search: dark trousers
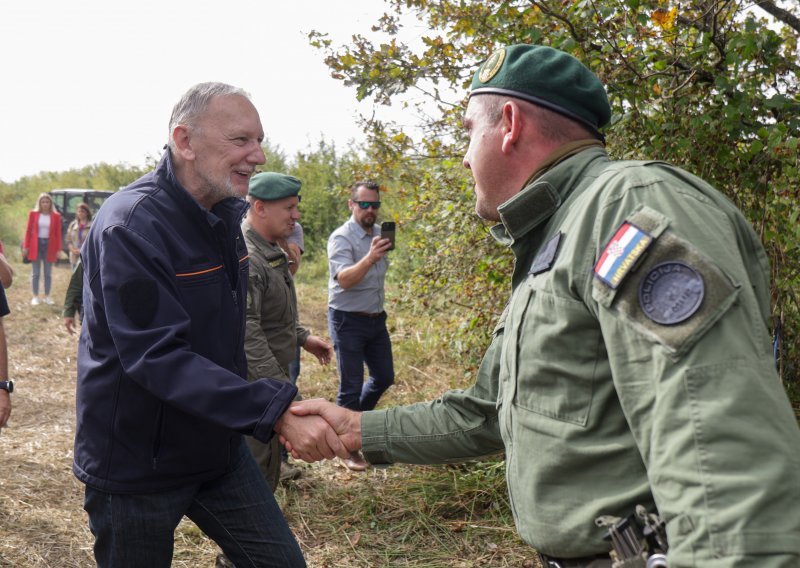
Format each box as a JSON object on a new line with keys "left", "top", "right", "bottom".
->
{"left": 328, "top": 308, "right": 394, "bottom": 411}
{"left": 83, "top": 442, "right": 305, "bottom": 568}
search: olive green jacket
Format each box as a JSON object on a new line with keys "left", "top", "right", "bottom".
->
{"left": 243, "top": 221, "right": 309, "bottom": 382}
{"left": 62, "top": 259, "right": 83, "bottom": 319}
{"left": 362, "top": 146, "right": 800, "bottom": 567}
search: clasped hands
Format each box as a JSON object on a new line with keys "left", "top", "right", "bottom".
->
{"left": 273, "top": 399, "right": 361, "bottom": 462}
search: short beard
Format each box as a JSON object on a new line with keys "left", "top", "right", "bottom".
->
{"left": 200, "top": 173, "right": 240, "bottom": 207}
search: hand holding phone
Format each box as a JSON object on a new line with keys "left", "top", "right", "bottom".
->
{"left": 380, "top": 221, "right": 396, "bottom": 250}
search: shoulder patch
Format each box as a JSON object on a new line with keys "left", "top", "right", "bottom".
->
{"left": 639, "top": 261, "right": 704, "bottom": 324}
{"left": 594, "top": 222, "right": 653, "bottom": 289}
{"left": 119, "top": 278, "right": 158, "bottom": 328}
{"left": 593, "top": 227, "right": 740, "bottom": 357}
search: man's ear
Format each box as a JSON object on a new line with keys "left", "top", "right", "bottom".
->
{"left": 501, "top": 100, "right": 523, "bottom": 154}
{"left": 172, "top": 125, "right": 195, "bottom": 161}
{"left": 249, "top": 198, "right": 263, "bottom": 217}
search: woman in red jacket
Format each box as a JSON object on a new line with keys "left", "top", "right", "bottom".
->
{"left": 22, "top": 193, "right": 62, "bottom": 305}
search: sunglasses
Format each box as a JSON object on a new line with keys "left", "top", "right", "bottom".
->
{"left": 355, "top": 201, "right": 381, "bottom": 210}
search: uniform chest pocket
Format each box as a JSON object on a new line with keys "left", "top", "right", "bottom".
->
{"left": 509, "top": 284, "right": 603, "bottom": 427}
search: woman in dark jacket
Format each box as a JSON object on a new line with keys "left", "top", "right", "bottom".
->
{"left": 22, "top": 192, "right": 62, "bottom": 305}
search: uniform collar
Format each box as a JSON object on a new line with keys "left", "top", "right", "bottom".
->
{"left": 241, "top": 219, "right": 284, "bottom": 255}
{"left": 492, "top": 143, "right": 607, "bottom": 245}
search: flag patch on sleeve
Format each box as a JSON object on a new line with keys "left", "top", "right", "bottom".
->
{"left": 593, "top": 222, "right": 653, "bottom": 289}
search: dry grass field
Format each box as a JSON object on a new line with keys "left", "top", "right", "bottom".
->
{"left": 0, "top": 260, "right": 532, "bottom": 567}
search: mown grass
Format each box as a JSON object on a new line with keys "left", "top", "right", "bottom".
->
{"left": 282, "top": 258, "right": 534, "bottom": 566}
{"left": 0, "top": 257, "right": 535, "bottom": 567}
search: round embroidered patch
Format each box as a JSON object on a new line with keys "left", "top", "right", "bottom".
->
{"left": 478, "top": 48, "right": 506, "bottom": 83}
{"left": 638, "top": 261, "right": 704, "bottom": 325}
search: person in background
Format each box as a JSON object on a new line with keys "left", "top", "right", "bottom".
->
{"left": 242, "top": 172, "right": 333, "bottom": 491}
{"left": 22, "top": 192, "right": 62, "bottom": 305}
{"left": 74, "top": 82, "right": 347, "bottom": 568}
{"left": 66, "top": 202, "right": 93, "bottom": 268}
{"left": 0, "top": 282, "right": 11, "bottom": 436}
{"left": 326, "top": 181, "right": 394, "bottom": 471}
{"left": 282, "top": 222, "right": 304, "bottom": 278}
{"left": 288, "top": 44, "right": 800, "bottom": 567}
{"left": 282, "top": 222, "right": 304, "bottom": 382}
{"left": 0, "top": 240, "right": 13, "bottom": 289}
{"left": 63, "top": 258, "right": 83, "bottom": 335}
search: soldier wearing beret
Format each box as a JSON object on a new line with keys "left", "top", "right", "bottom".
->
{"left": 288, "top": 44, "right": 800, "bottom": 567}
{"left": 242, "top": 172, "right": 333, "bottom": 489}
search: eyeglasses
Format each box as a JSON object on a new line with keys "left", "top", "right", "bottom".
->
{"left": 355, "top": 201, "right": 381, "bottom": 210}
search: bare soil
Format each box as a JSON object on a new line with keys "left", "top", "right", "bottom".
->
{"left": 0, "top": 262, "right": 531, "bottom": 567}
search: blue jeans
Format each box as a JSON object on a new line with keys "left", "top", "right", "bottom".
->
{"left": 328, "top": 308, "right": 394, "bottom": 411}
{"left": 83, "top": 443, "right": 305, "bottom": 568}
{"left": 31, "top": 237, "right": 53, "bottom": 295}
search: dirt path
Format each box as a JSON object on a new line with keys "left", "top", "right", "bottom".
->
{"left": 1, "top": 263, "right": 100, "bottom": 567}
{"left": 0, "top": 261, "right": 529, "bottom": 568}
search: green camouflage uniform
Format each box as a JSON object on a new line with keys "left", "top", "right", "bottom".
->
{"left": 362, "top": 144, "right": 800, "bottom": 567}
{"left": 242, "top": 219, "right": 309, "bottom": 490}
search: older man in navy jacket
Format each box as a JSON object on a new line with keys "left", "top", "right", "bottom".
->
{"left": 73, "top": 83, "right": 348, "bottom": 568}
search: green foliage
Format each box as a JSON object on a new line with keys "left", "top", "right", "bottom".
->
{"left": 0, "top": 162, "right": 151, "bottom": 254}
{"left": 285, "top": 139, "right": 365, "bottom": 260}
{"left": 310, "top": 0, "right": 800, "bottom": 381}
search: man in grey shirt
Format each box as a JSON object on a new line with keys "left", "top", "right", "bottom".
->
{"left": 327, "top": 181, "right": 394, "bottom": 470}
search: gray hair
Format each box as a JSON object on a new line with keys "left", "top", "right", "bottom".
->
{"left": 167, "top": 82, "right": 251, "bottom": 149}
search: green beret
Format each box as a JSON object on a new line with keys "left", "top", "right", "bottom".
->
{"left": 470, "top": 44, "right": 611, "bottom": 138}
{"left": 248, "top": 172, "right": 302, "bottom": 201}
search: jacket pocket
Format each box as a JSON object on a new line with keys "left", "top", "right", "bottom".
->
{"left": 509, "top": 283, "right": 602, "bottom": 427}
{"left": 176, "top": 264, "right": 224, "bottom": 288}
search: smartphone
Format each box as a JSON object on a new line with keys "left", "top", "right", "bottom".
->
{"left": 380, "top": 221, "right": 396, "bottom": 250}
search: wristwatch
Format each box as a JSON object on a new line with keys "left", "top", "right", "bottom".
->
{"left": 0, "top": 380, "right": 13, "bottom": 393}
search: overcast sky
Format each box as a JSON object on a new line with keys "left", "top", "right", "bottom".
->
{"left": 0, "top": 0, "right": 413, "bottom": 183}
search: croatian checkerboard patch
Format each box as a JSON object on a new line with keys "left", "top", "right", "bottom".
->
{"left": 594, "top": 222, "right": 653, "bottom": 289}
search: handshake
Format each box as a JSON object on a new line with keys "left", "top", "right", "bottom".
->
{"left": 273, "top": 399, "right": 362, "bottom": 462}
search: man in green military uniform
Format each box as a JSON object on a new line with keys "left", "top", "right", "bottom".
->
{"left": 285, "top": 45, "right": 800, "bottom": 567}
{"left": 243, "top": 172, "right": 333, "bottom": 490}
{"left": 63, "top": 258, "right": 83, "bottom": 335}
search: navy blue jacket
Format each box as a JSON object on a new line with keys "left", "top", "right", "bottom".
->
{"left": 73, "top": 152, "right": 297, "bottom": 493}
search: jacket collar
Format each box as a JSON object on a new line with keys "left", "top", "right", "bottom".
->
{"left": 241, "top": 219, "right": 284, "bottom": 255}
{"left": 156, "top": 150, "right": 249, "bottom": 229}
{"left": 492, "top": 143, "right": 608, "bottom": 246}
{"left": 346, "top": 215, "right": 374, "bottom": 238}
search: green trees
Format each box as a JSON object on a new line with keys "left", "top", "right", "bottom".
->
{"left": 0, "top": 162, "right": 151, "bottom": 253}
{"left": 0, "top": 141, "right": 363, "bottom": 270}
{"left": 310, "top": 0, "right": 800, "bottom": 379}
